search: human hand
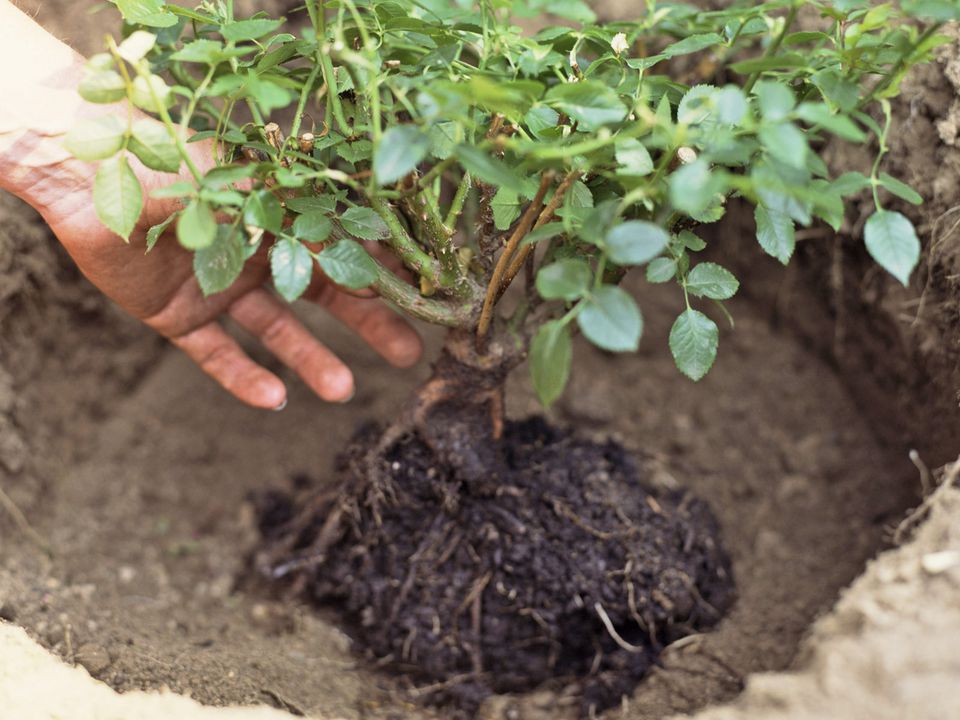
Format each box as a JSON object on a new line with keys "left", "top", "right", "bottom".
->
{"left": 33, "top": 145, "right": 423, "bottom": 409}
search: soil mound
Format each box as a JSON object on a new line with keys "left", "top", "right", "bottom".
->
{"left": 256, "top": 417, "right": 735, "bottom": 717}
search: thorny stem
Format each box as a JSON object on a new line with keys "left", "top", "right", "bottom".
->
{"left": 283, "top": 63, "right": 322, "bottom": 165}
{"left": 500, "top": 170, "right": 582, "bottom": 293}
{"left": 445, "top": 172, "right": 472, "bottom": 229}
{"left": 371, "top": 258, "right": 476, "bottom": 327}
{"left": 744, "top": 2, "right": 799, "bottom": 94}
{"left": 369, "top": 194, "right": 441, "bottom": 283}
{"left": 476, "top": 173, "right": 554, "bottom": 345}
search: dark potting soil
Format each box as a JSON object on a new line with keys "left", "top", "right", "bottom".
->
{"left": 255, "top": 417, "right": 735, "bottom": 718}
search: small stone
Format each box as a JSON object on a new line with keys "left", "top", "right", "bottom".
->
{"left": 0, "top": 603, "right": 17, "bottom": 622}
{"left": 0, "top": 418, "right": 27, "bottom": 474}
{"left": 921, "top": 550, "right": 960, "bottom": 575}
{"left": 118, "top": 566, "right": 136, "bottom": 583}
{"left": 75, "top": 643, "right": 112, "bottom": 676}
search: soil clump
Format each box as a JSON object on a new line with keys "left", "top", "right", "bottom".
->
{"left": 256, "top": 414, "right": 735, "bottom": 718}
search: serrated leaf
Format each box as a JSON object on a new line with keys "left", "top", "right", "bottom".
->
{"left": 795, "top": 103, "right": 866, "bottom": 142}
{"left": 878, "top": 173, "right": 923, "bottom": 205}
{"left": 193, "top": 224, "right": 245, "bottom": 296}
{"left": 79, "top": 71, "right": 127, "bottom": 104}
{"left": 117, "top": 30, "right": 157, "bottom": 63}
{"left": 605, "top": 221, "right": 670, "bottom": 266}
{"left": 669, "top": 159, "right": 724, "bottom": 216}
{"left": 455, "top": 145, "right": 524, "bottom": 193}
{"left": 177, "top": 200, "right": 217, "bottom": 250}
{"left": 286, "top": 196, "right": 337, "bottom": 215}
{"left": 94, "top": 155, "right": 142, "bottom": 241}
{"left": 145, "top": 212, "right": 177, "bottom": 253}
{"left": 530, "top": 320, "right": 572, "bottom": 407}
{"left": 759, "top": 122, "right": 808, "bottom": 168}
{"left": 811, "top": 69, "right": 859, "bottom": 112}
{"left": 292, "top": 212, "right": 333, "bottom": 243}
{"left": 492, "top": 188, "right": 521, "bottom": 231}
{"left": 670, "top": 309, "right": 719, "bottom": 381}
{"left": 615, "top": 139, "right": 654, "bottom": 176}
{"left": 646, "top": 257, "right": 677, "bottom": 283}
{"left": 244, "top": 190, "right": 284, "bottom": 234}
{"left": 686, "top": 262, "right": 739, "bottom": 300}
{"left": 577, "top": 285, "right": 642, "bottom": 352}
{"left": 545, "top": 80, "right": 627, "bottom": 130}
{"left": 536, "top": 259, "right": 592, "bottom": 300}
{"left": 270, "top": 238, "right": 314, "bottom": 302}
{"left": 131, "top": 74, "right": 173, "bottom": 113}
{"left": 374, "top": 125, "right": 431, "bottom": 185}
{"left": 831, "top": 171, "right": 871, "bottom": 196}
{"left": 63, "top": 115, "right": 125, "bottom": 161}
{"left": 754, "top": 204, "right": 795, "bottom": 264}
{"left": 114, "top": 0, "right": 177, "bottom": 28}
{"left": 129, "top": 120, "right": 180, "bottom": 173}
{"left": 755, "top": 81, "right": 795, "bottom": 121}
{"left": 339, "top": 207, "right": 389, "bottom": 241}
{"left": 317, "top": 239, "right": 379, "bottom": 289}
{"left": 864, "top": 210, "right": 920, "bottom": 286}
{"left": 663, "top": 33, "right": 723, "bottom": 58}
{"left": 221, "top": 19, "right": 284, "bottom": 41}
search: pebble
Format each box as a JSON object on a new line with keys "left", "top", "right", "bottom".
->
{"left": 921, "top": 550, "right": 960, "bottom": 575}
{"left": 75, "top": 643, "right": 112, "bottom": 676}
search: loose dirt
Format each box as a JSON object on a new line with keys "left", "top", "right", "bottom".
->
{"left": 1, "top": 1, "right": 957, "bottom": 719}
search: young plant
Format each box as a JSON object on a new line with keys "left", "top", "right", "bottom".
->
{"left": 68, "top": 0, "right": 952, "bottom": 412}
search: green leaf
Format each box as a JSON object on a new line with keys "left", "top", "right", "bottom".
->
{"left": 145, "top": 212, "right": 177, "bottom": 253}
{"left": 193, "top": 224, "right": 245, "bottom": 296}
{"left": 878, "top": 173, "right": 923, "bottom": 205}
{"left": 605, "top": 221, "right": 670, "bottom": 266}
{"left": 685, "top": 263, "right": 739, "bottom": 300}
{"left": 754, "top": 204, "right": 795, "bottom": 264}
{"left": 615, "top": 139, "right": 654, "bottom": 176}
{"left": 646, "top": 257, "right": 678, "bottom": 283}
{"left": 113, "top": 0, "right": 177, "bottom": 28}
{"left": 286, "top": 196, "right": 337, "bottom": 215}
{"left": 759, "top": 122, "right": 808, "bottom": 168}
{"left": 94, "top": 155, "right": 142, "bottom": 242}
{"left": 663, "top": 33, "right": 723, "bottom": 58}
{"left": 545, "top": 81, "right": 627, "bottom": 130}
{"left": 679, "top": 230, "right": 707, "bottom": 251}
{"left": 292, "top": 212, "right": 333, "bottom": 243}
{"left": 221, "top": 19, "right": 284, "bottom": 41}
{"left": 577, "top": 285, "right": 642, "bottom": 352}
{"left": 492, "top": 189, "right": 521, "bottom": 231}
{"left": 455, "top": 145, "right": 524, "bottom": 193}
{"left": 170, "top": 39, "right": 228, "bottom": 64}
{"left": 811, "top": 69, "right": 859, "bottom": 113}
{"left": 317, "top": 239, "right": 379, "bottom": 289}
{"left": 79, "top": 71, "right": 127, "bottom": 104}
{"left": 755, "top": 81, "right": 795, "bottom": 121}
{"left": 715, "top": 86, "right": 749, "bottom": 126}
{"left": 669, "top": 159, "right": 724, "bottom": 216}
{"left": 795, "top": 103, "right": 866, "bottom": 142}
{"left": 530, "top": 320, "right": 572, "bottom": 407}
{"left": 129, "top": 120, "right": 180, "bottom": 173}
{"left": 130, "top": 74, "right": 173, "bottom": 113}
{"left": 63, "top": 116, "right": 125, "bottom": 161}
{"left": 831, "top": 171, "right": 871, "bottom": 196}
{"left": 864, "top": 210, "right": 921, "bottom": 286}
{"left": 669, "top": 309, "right": 719, "bottom": 381}
{"left": 520, "top": 222, "right": 565, "bottom": 248}
{"left": 339, "top": 207, "right": 389, "bottom": 241}
{"left": 270, "top": 238, "right": 314, "bottom": 302}
{"left": 903, "top": 0, "right": 960, "bottom": 20}
{"left": 117, "top": 31, "right": 157, "bottom": 63}
{"left": 374, "top": 125, "right": 431, "bottom": 185}
{"left": 536, "top": 259, "right": 592, "bottom": 300}
{"left": 176, "top": 200, "right": 217, "bottom": 250}
{"left": 243, "top": 190, "right": 284, "bottom": 234}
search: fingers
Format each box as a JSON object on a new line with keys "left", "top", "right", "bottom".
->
{"left": 228, "top": 288, "right": 355, "bottom": 403}
{"left": 313, "top": 285, "right": 423, "bottom": 369}
{"left": 171, "top": 323, "right": 287, "bottom": 410}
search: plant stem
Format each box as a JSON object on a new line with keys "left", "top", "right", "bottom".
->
{"left": 371, "top": 259, "right": 475, "bottom": 327}
{"left": 283, "top": 63, "right": 322, "bottom": 165}
{"left": 860, "top": 22, "right": 944, "bottom": 109}
{"left": 369, "top": 195, "right": 441, "bottom": 282}
{"left": 445, "top": 172, "right": 472, "bottom": 228}
{"left": 476, "top": 173, "right": 554, "bottom": 344}
{"left": 744, "top": 2, "right": 799, "bottom": 94}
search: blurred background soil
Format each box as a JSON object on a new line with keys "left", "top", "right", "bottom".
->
{"left": 1, "top": 2, "right": 958, "bottom": 719}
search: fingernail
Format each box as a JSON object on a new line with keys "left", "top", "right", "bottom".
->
{"left": 273, "top": 398, "right": 288, "bottom": 411}
{"left": 338, "top": 386, "right": 356, "bottom": 404}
